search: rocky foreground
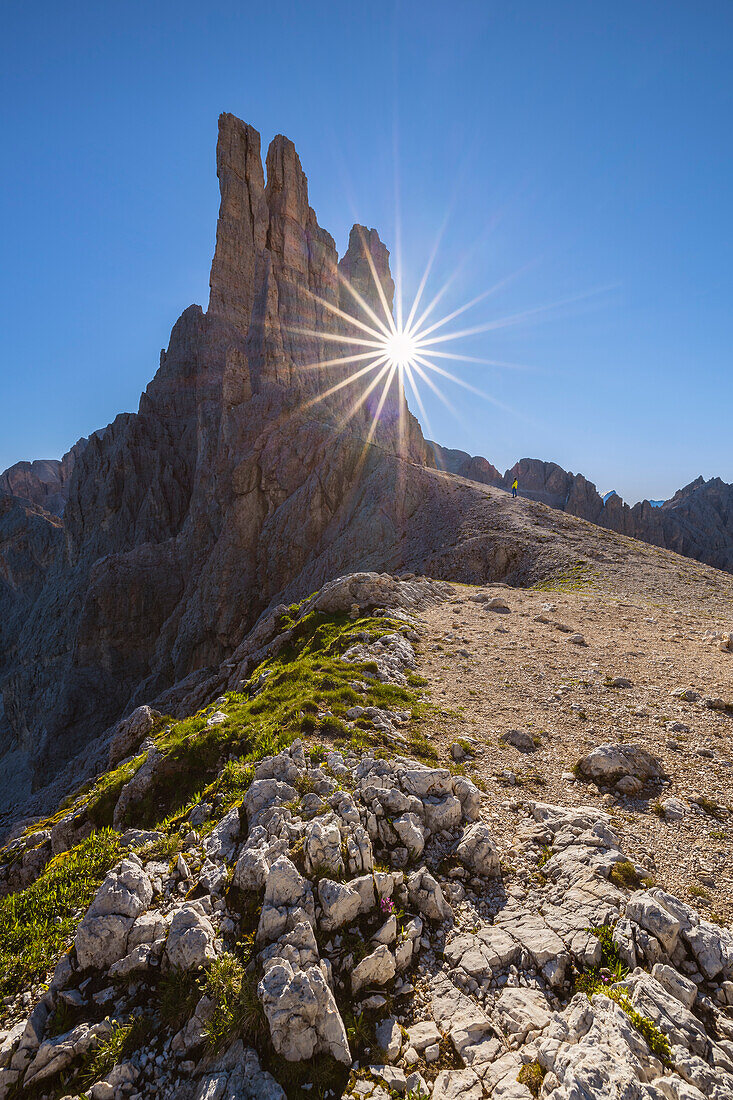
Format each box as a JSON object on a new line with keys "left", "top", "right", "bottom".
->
{"left": 1, "top": 573, "right": 732, "bottom": 1100}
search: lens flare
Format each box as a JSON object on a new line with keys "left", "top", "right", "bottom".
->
{"left": 383, "top": 329, "right": 418, "bottom": 369}
{"left": 289, "top": 221, "right": 614, "bottom": 457}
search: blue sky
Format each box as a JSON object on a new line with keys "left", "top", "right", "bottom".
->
{"left": 1, "top": 1, "right": 731, "bottom": 504}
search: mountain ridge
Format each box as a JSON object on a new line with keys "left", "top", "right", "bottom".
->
{"left": 428, "top": 443, "right": 733, "bottom": 573}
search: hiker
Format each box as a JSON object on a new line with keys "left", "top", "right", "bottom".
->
{"left": 511, "top": 477, "right": 518, "bottom": 498}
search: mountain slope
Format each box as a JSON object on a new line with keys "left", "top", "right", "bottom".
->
{"left": 430, "top": 444, "right": 733, "bottom": 573}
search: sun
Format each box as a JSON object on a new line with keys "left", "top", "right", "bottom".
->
{"left": 290, "top": 221, "right": 604, "bottom": 450}
{"left": 383, "top": 329, "right": 419, "bottom": 370}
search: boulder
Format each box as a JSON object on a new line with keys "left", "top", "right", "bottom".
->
{"left": 625, "top": 891, "right": 682, "bottom": 954}
{"left": 165, "top": 903, "right": 217, "bottom": 970}
{"left": 23, "top": 1021, "right": 113, "bottom": 1087}
{"left": 192, "top": 1040, "right": 285, "bottom": 1100}
{"left": 317, "top": 879, "right": 361, "bottom": 931}
{"left": 407, "top": 1021, "right": 442, "bottom": 1051}
{"left": 258, "top": 951, "right": 350, "bottom": 1063}
{"left": 576, "top": 743, "right": 664, "bottom": 786}
{"left": 351, "top": 945, "right": 396, "bottom": 993}
{"left": 452, "top": 775, "right": 482, "bottom": 821}
{"left": 50, "top": 809, "right": 93, "bottom": 856}
{"left": 456, "top": 821, "right": 501, "bottom": 877}
{"left": 112, "top": 742, "right": 161, "bottom": 830}
{"left": 303, "top": 814, "right": 344, "bottom": 877}
{"left": 407, "top": 867, "right": 452, "bottom": 922}
{"left": 501, "top": 729, "right": 537, "bottom": 753}
{"left": 108, "top": 705, "right": 160, "bottom": 766}
{"left": 74, "top": 859, "right": 152, "bottom": 970}
{"left": 392, "top": 812, "right": 425, "bottom": 859}
{"left": 431, "top": 1068, "right": 484, "bottom": 1100}
{"left": 423, "top": 794, "right": 462, "bottom": 834}
{"left": 204, "top": 807, "right": 241, "bottom": 862}
{"left": 244, "top": 780, "right": 298, "bottom": 825}
{"left": 257, "top": 856, "right": 316, "bottom": 944}
{"left": 375, "top": 1017, "right": 402, "bottom": 1062}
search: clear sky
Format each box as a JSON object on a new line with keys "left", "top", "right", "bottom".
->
{"left": 1, "top": 1, "right": 731, "bottom": 504}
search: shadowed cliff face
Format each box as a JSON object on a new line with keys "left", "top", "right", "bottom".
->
{"left": 0, "top": 440, "right": 86, "bottom": 518}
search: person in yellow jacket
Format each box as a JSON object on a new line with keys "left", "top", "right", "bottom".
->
{"left": 511, "top": 477, "right": 518, "bottom": 498}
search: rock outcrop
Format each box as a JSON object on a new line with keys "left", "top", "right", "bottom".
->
{"left": 1, "top": 571, "right": 733, "bottom": 1099}
{"left": 2, "top": 597, "right": 732, "bottom": 1098}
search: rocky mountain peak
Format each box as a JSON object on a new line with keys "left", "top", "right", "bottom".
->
{"left": 0, "top": 439, "right": 86, "bottom": 518}
{"left": 338, "top": 223, "right": 395, "bottom": 319}
{"left": 264, "top": 133, "right": 312, "bottom": 229}
{"left": 207, "top": 113, "right": 268, "bottom": 331}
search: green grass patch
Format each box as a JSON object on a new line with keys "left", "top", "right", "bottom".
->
{"left": 78, "top": 1015, "right": 153, "bottom": 1089}
{"left": 158, "top": 967, "right": 202, "bottom": 1031}
{"left": 517, "top": 1061, "right": 546, "bottom": 1097}
{"left": 689, "top": 884, "right": 712, "bottom": 905}
{"left": 694, "top": 795, "right": 727, "bottom": 821}
{"left": 537, "top": 845, "right": 552, "bottom": 869}
{"left": 86, "top": 753, "right": 145, "bottom": 827}
{"left": 104, "top": 611, "right": 418, "bottom": 830}
{"left": 202, "top": 950, "right": 269, "bottom": 1053}
{"left": 532, "top": 561, "right": 598, "bottom": 593}
{"left": 0, "top": 829, "right": 120, "bottom": 1011}
{"left": 609, "top": 860, "right": 652, "bottom": 891}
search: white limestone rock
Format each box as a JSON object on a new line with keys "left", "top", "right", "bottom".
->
{"left": 74, "top": 858, "right": 152, "bottom": 970}
{"left": 375, "top": 1017, "right": 402, "bottom": 1063}
{"left": 352, "top": 945, "right": 396, "bottom": 994}
{"left": 192, "top": 1040, "right": 285, "bottom": 1100}
{"left": 303, "top": 814, "right": 344, "bottom": 877}
{"left": 455, "top": 821, "right": 501, "bottom": 877}
{"left": 407, "top": 866, "right": 452, "bottom": 922}
{"left": 318, "top": 878, "right": 361, "bottom": 932}
{"left": 23, "top": 1020, "right": 114, "bottom": 1087}
{"left": 626, "top": 891, "right": 682, "bottom": 954}
{"left": 204, "top": 807, "right": 241, "bottom": 862}
{"left": 257, "top": 856, "right": 316, "bottom": 945}
{"left": 258, "top": 944, "right": 350, "bottom": 1064}
{"left": 576, "top": 743, "right": 664, "bottom": 786}
{"left": 165, "top": 902, "right": 217, "bottom": 970}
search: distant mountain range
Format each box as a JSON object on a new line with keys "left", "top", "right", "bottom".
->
{"left": 428, "top": 446, "right": 733, "bottom": 574}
